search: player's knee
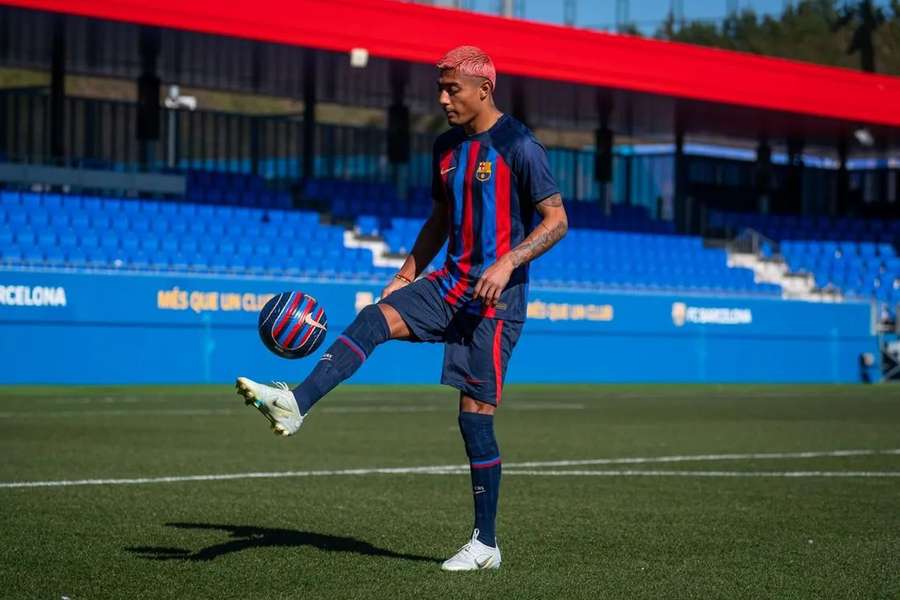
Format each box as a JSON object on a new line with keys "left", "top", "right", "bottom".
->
{"left": 377, "top": 302, "right": 412, "bottom": 339}
{"left": 459, "top": 395, "right": 496, "bottom": 415}
{"left": 343, "top": 304, "right": 391, "bottom": 356}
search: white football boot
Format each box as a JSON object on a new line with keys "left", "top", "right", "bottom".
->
{"left": 441, "top": 529, "right": 501, "bottom": 571}
{"left": 235, "top": 377, "right": 304, "bottom": 437}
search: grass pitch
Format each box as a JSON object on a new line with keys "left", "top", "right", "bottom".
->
{"left": 1, "top": 384, "right": 898, "bottom": 600}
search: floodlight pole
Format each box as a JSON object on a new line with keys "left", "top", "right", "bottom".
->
{"left": 302, "top": 49, "right": 317, "bottom": 182}
{"left": 755, "top": 138, "right": 772, "bottom": 215}
{"left": 49, "top": 15, "right": 65, "bottom": 165}
{"left": 786, "top": 137, "right": 805, "bottom": 215}
{"left": 595, "top": 94, "right": 613, "bottom": 216}
{"left": 137, "top": 27, "right": 161, "bottom": 172}
{"left": 388, "top": 61, "right": 411, "bottom": 198}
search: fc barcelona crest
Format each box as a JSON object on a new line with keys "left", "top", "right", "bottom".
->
{"left": 475, "top": 160, "right": 492, "bottom": 182}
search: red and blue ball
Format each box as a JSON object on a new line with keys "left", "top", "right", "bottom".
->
{"left": 258, "top": 291, "right": 328, "bottom": 359}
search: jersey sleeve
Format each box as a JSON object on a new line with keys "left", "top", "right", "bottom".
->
{"left": 515, "top": 137, "right": 560, "bottom": 205}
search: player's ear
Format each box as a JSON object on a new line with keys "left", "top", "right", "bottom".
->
{"left": 479, "top": 79, "right": 491, "bottom": 101}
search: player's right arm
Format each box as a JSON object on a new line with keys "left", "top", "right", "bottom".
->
{"left": 381, "top": 198, "right": 449, "bottom": 299}
{"left": 382, "top": 138, "right": 451, "bottom": 299}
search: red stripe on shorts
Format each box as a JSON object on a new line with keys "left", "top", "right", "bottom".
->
{"left": 492, "top": 320, "right": 505, "bottom": 405}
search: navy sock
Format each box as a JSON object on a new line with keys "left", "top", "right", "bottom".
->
{"left": 458, "top": 411, "right": 501, "bottom": 547}
{"left": 292, "top": 304, "right": 390, "bottom": 414}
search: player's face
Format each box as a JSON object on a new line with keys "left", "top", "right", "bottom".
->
{"left": 438, "top": 70, "right": 488, "bottom": 127}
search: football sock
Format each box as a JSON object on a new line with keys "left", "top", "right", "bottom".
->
{"left": 458, "top": 411, "right": 501, "bottom": 547}
{"left": 292, "top": 304, "right": 391, "bottom": 414}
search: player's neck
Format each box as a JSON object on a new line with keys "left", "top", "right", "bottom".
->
{"left": 463, "top": 108, "right": 503, "bottom": 137}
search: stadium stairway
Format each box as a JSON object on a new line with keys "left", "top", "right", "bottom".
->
{"left": 348, "top": 198, "right": 781, "bottom": 297}
{"left": 711, "top": 210, "right": 900, "bottom": 310}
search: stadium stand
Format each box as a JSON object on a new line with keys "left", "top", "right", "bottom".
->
{"left": 711, "top": 210, "right": 900, "bottom": 306}
{"left": 185, "top": 170, "right": 293, "bottom": 209}
{"left": 0, "top": 180, "right": 781, "bottom": 297}
{"left": 0, "top": 189, "right": 392, "bottom": 281}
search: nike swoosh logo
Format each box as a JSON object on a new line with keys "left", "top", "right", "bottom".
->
{"left": 303, "top": 313, "right": 326, "bottom": 331}
{"left": 440, "top": 166, "right": 456, "bottom": 175}
{"left": 475, "top": 555, "right": 494, "bottom": 569}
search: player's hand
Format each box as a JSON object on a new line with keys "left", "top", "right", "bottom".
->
{"left": 381, "top": 276, "right": 409, "bottom": 300}
{"left": 473, "top": 257, "right": 513, "bottom": 307}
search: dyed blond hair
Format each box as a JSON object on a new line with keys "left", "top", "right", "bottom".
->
{"left": 436, "top": 46, "right": 496, "bottom": 90}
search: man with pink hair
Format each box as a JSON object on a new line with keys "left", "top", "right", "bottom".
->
{"left": 236, "top": 45, "right": 568, "bottom": 571}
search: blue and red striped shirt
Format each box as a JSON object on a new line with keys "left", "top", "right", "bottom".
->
{"left": 429, "top": 114, "right": 559, "bottom": 322}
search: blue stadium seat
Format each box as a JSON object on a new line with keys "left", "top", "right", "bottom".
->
{"left": 157, "top": 238, "right": 176, "bottom": 255}
{"left": 81, "top": 197, "right": 103, "bottom": 212}
{"left": 180, "top": 239, "right": 198, "bottom": 254}
{"left": 1, "top": 191, "right": 19, "bottom": 206}
{"left": 14, "top": 228, "right": 36, "bottom": 247}
{"left": 140, "top": 237, "right": 160, "bottom": 253}
{"left": 44, "top": 247, "right": 65, "bottom": 265}
{"left": 7, "top": 209, "right": 27, "bottom": 227}
{"left": 103, "top": 198, "right": 123, "bottom": 213}
{"left": 130, "top": 218, "right": 151, "bottom": 234}
{"left": 85, "top": 249, "right": 109, "bottom": 268}
{"left": 150, "top": 252, "right": 171, "bottom": 270}
{"left": 150, "top": 219, "right": 169, "bottom": 236}
{"left": 120, "top": 236, "right": 139, "bottom": 253}
{"left": 37, "top": 231, "right": 57, "bottom": 248}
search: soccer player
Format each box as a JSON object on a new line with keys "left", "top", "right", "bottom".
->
{"left": 236, "top": 46, "right": 568, "bottom": 571}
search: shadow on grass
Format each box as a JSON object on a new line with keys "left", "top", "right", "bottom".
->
{"left": 126, "top": 522, "right": 440, "bottom": 564}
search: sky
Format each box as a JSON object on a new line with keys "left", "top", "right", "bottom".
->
{"left": 429, "top": 0, "right": 892, "bottom": 34}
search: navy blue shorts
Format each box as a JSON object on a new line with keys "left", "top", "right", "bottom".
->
{"left": 380, "top": 276, "right": 523, "bottom": 405}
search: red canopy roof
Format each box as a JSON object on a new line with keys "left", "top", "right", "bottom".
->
{"left": 4, "top": 0, "right": 900, "bottom": 128}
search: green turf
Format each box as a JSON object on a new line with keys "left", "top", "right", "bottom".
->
{"left": 1, "top": 384, "right": 899, "bottom": 600}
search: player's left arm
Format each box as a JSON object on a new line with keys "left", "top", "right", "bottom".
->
{"left": 473, "top": 193, "right": 568, "bottom": 306}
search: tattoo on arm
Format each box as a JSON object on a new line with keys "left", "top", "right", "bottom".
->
{"left": 509, "top": 219, "right": 567, "bottom": 268}
{"left": 505, "top": 193, "right": 567, "bottom": 269}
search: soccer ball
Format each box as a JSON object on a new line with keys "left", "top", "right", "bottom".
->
{"left": 258, "top": 291, "right": 328, "bottom": 359}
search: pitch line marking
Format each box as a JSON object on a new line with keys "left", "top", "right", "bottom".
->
{"left": 1, "top": 448, "right": 898, "bottom": 489}
{"left": 502, "top": 470, "right": 900, "bottom": 478}
{"left": 505, "top": 448, "right": 900, "bottom": 468}
{"left": 0, "top": 402, "right": 585, "bottom": 419}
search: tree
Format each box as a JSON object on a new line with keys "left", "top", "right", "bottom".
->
{"left": 651, "top": 0, "right": 900, "bottom": 76}
{"left": 831, "top": 0, "right": 887, "bottom": 72}
{"left": 878, "top": 0, "right": 900, "bottom": 73}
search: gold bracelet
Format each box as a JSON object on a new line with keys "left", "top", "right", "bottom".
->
{"left": 394, "top": 273, "right": 413, "bottom": 284}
